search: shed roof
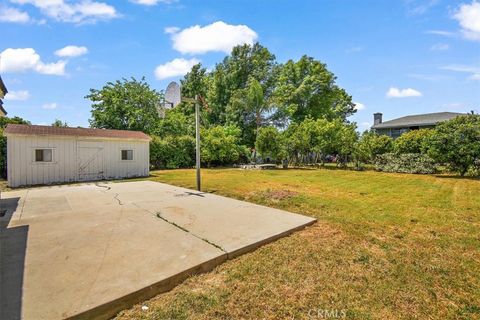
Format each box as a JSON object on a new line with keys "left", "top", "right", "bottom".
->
{"left": 4, "top": 124, "right": 151, "bottom": 140}
{"left": 372, "top": 112, "right": 464, "bottom": 129}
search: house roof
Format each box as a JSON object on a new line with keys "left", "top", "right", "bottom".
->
{"left": 372, "top": 112, "right": 464, "bottom": 129}
{"left": 0, "top": 75, "right": 7, "bottom": 99}
{"left": 4, "top": 124, "right": 151, "bottom": 141}
{"left": 0, "top": 101, "right": 6, "bottom": 116}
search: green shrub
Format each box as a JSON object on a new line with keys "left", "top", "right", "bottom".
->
{"left": 353, "top": 131, "right": 393, "bottom": 166}
{"left": 426, "top": 114, "right": 480, "bottom": 176}
{"left": 201, "top": 125, "right": 249, "bottom": 166}
{"left": 393, "top": 129, "right": 433, "bottom": 154}
{"left": 150, "top": 135, "right": 195, "bottom": 169}
{"left": 255, "top": 126, "right": 285, "bottom": 162}
{"left": 375, "top": 153, "right": 436, "bottom": 174}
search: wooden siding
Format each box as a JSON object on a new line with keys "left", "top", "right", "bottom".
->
{"left": 7, "top": 135, "right": 149, "bottom": 187}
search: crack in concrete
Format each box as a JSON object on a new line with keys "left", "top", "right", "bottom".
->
{"left": 155, "top": 212, "right": 227, "bottom": 253}
{"left": 19, "top": 189, "right": 29, "bottom": 221}
{"left": 94, "top": 183, "right": 111, "bottom": 191}
{"left": 94, "top": 184, "right": 123, "bottom": 206}
{"left": 113, "top": 193, "right": 123, "bottom": 206}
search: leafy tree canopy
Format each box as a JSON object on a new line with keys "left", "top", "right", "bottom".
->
{"left": 177, "top": 43, "right": 355, "bottom": 147}
{"left": 0, "top": 116, "right": 31, "bottom": 128}
{"left": 273, "top": 55, "right": 356, "bottom": 124}
{"left": 87, "top": 77, "right": 162, "bottom": 134}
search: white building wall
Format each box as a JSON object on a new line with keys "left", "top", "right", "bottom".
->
{"left": 7, "top": 135, "right": 149, "bottom": 187}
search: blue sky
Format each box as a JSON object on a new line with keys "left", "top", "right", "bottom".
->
{"left": 1, "top": 0, "right": 479, "bottom": 130}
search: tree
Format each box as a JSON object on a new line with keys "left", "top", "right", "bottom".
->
{"left": 0, "top": 116, "right": 30, "bottom": 128}
{"left": 200, "top": 125, "right": 248, "bottom": 166}
{"left": 87, "top": 77, "right": 162, "bottom": 134}
{"left": 179, "top": 43, "right": 278, "bottom": 147}
{"left": 393, "top": 129, "right": 433, "bottom": 154}
{"left": 354, "top": 131, "right": 393, "bottom": 166}
{"left": 179, "top": 63, "right": 209, "bottom": 116}
{"left": 255, "top": 126, "right": 285, "bottom": 162}
{"left": 155, "top": 108, "right": 194, "bottom": 138}
{"left": 335, "top": 121, "right": 358, "bottom": 165}
{"left": 215, "top": 43, "right": 277, "bottom": 146}
{"left": 51, "top": 119, "right": 68, "bottom": 127}
{"left": 273, "top": 55, "right": 356, "bottom": 124}
{"left": 426, "top": 114, "right": 480, "bottom": 176}
{"left": 229, "top": 77, "right": 271, "bottom": 145}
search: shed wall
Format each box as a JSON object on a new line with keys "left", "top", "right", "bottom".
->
{"left": 7, "top": 135, "right": 149, "bottom": 187}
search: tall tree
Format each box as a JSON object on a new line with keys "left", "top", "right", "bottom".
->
{"left": 273, "top": 55, "right": 356, "bottom": 124}
{"left": 87, "top": 77, "right": 162, "bottom": 134}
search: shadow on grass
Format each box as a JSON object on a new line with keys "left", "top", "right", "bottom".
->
{"left": 434, "top": 175, "right": 480, "bottom": 181}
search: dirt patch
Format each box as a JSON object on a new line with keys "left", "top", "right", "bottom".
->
{"left": 257, "top": 189, "right": 299, "bottom": 201}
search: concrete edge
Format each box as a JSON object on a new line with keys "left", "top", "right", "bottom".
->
{"left": 67, "top": 253, "right": 228, "bottom": 320}
{"left": 227, "top": 218, "right": 317, "bottom": 260}
{"left": 66, "top": 218, "right": 317, "bottom": 320}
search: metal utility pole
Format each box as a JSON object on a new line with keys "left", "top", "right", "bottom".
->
{"left": 194, "top": 95, "right": 201, "bottom": 191}
{"left": 181, "top": 95, "right": 202, "bottom": 192}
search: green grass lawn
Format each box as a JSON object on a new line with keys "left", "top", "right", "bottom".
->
{"left": 115, "top": 168, "right": 480, "bottom": 320}
{"left": 8, "top": 168, "right": 475, "bottom": 320}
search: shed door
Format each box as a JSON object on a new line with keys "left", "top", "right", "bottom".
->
{"left": 77, "top": 141, "right": 105, "bottom": 181}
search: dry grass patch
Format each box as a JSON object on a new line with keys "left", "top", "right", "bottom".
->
{"left": 116, "top": 169, "right": 480, "bottom": 320}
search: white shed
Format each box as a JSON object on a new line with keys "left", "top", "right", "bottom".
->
{"left": 4, "top": 124, "right": 151, "bottom": 187}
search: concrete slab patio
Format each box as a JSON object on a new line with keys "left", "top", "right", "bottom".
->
{"left": 0, "top": 181, "right": 316, "bottom": 320}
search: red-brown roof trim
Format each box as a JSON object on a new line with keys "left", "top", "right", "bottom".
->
{"left": 4, "top": 124, "right": 151, "bottom": 141}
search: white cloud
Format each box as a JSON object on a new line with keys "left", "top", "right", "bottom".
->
{"left": 0, "top": 6, "right": 30, "bottom": 23}
{"left": 425, "top": 30, "right": 456, "bottom": 37}
{"left": 453, "top": 1, "right": 480, "bottom": 41}
{"left": 5, "top": 90, "right": 30, "bottom": 101}
{"left": 386, "top": 87, "right": 422, "bottom": 98}
{"left": 164, "top": 26, "right": 180, "bottom": 34}
{"left": 430, "top": 43, "right": 449, "bottom": 51}
{"left": 353, "top": 102, "right": 366, "bottom": 110}
{"left": 168, "top": 21, "right": 258, "bottom": 54}
{"left": 10, "top": 0, "right": 118, "bottom": 24}
{"left": 346, "top": 46, "right": 364, "bottom": 53}
{"left": 42, "top": 102, "right": 58, "bottom": 109}
{"left": 405, "top": 0, "right": 440, "bottom": 15}
{"left": 154, "top": 58, "right": 200, "bottom": 80}
{"left": 55, "top": 45, "right": 88, "bottom": 57}
{"left": 130, "top": 0, "right": 173, "bottom": 5}
{"left": 0, "top": 48, "right": 66, "bottom": 76}
{"left": 441, "top": 64, "right": 480, "bottom": 80}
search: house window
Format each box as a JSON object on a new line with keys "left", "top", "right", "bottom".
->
{"left": 121, "top": 150, "right": 133, "bottom": 160}
{"left": 35, "top": 149, "right": 53, "bottom": 162}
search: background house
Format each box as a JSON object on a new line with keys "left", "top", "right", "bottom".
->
{"left": 371, "top": 112, "right": 463, "bottom": 138}
{"left": 4, "top": 124, "right": 150, "bottom": 187}
{"left": 0, "top": 76, "right": 7, "bottom": 117}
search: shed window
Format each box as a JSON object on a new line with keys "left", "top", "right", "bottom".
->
{"left": 35, "top": 149, "right": 53, "bottom": 162}
{"left": 121, "top": 150, "right": 133, "bottom": 160}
